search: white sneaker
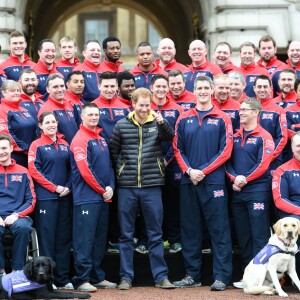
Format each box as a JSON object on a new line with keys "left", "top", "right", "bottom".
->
{"left": 233, "top": 281, "right": 244, "bottom": 289}
{"left": 52, "top": 284, "right": 57, "bottom": 290}
{"left": 58, "top": 282, "right": 74, "bottom": 290}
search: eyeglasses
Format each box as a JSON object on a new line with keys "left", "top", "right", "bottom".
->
{"left": 239, "top": 108, "right": 255, "bottom": 113}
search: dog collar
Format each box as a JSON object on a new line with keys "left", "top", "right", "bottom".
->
{"left": 277, "top": 236, "right": 296, "bottom": 248}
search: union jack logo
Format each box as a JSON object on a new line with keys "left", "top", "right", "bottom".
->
{"left": 101, "top": 140, "right": 108, "bottom": 147}
{"left": 207, "top": 118, "right": 218, "bottom": 125}
{"left": 213, "top": 190, "right": 224, "bottom": 198}
{"left": 226, "top": 112, "right": 236, "bottom": 119}
{"left": 165, "top": 111, "right": 175, "bottom": 117}
{"left": 23, "top": 112, "right": 31, "bottom": 118}
{"left": 262, "top": 113, "right": 273, "bottom": 120}
{"left": 114, "top": 110, "right": 124, "bottom": 116}
{"left": 254, "top": 203, "right": 264, "bottom": 210}
{"left": 11, "top": 175, "right": 22, "bottom": 182}
{"left": 174, "top": 173, "right": 182, "bottom": 180}
{"left": 60, "top": 145, "right": 68, "bottom": 151}
{"left": 247, "top": 138, "right": 257, "bottom": 144}
{"left": 181, "top": 104, "right": 191, "bottom": 111}
{"left": 249, "top": 76, "right": 256, "bottom": 82}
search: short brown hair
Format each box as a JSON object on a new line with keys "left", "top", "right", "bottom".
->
{"left": 0, "top": 134, "right": 12, "bottom": 145}
{"left": 131, "top": 88, "right": 152, "bottom": 104}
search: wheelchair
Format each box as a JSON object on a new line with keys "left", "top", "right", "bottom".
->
{"left": 2, "top": 226, "right": 39, "bottom": 270}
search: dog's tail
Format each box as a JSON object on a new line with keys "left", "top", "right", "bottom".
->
{"left": 244, "top": 286, "right": 275, "bottom": 295}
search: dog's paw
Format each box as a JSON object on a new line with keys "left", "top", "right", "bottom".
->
{"left": 263, "top": 290, "right": 275, "bottom": 295}
{"left": 278, "top": 291, "right": 288, "bottom": 297}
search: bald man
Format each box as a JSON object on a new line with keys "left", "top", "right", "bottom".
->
{"left": 156, "top": 38, "right": 188, "bottom": 72}
{"left": 286, "top": 41, "right": 300, "bottom": 79}
{"left": 184, "top": 40, "right": 222, "bottom": 92}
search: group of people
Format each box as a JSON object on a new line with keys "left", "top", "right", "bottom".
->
{"left": 0, "top": 29, "right": 300, "bottom": 293}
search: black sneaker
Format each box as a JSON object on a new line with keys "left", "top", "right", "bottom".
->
{"left": 107, "top": 241, "right": 120, "bottom": 254}
{"left": 210, "top": 280, "right": 226, "bottom": 291}
{"left": 173, "top": 275, "right": 201, "bottom": 288}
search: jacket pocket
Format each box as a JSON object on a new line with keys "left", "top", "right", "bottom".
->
{"left": 117, "top": 160, "right": 126, "bottom": 178}
{"left": 157, "top": 157, "right": 164, "bottom": 176}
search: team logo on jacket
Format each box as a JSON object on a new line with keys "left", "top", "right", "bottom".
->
{"left": 181, "top": 104, "right": 191, "bottom": 110}
{"left": 22, "top": 112, "right": 31, "bottom": 118}
{"left": 246, "top": 138, "right": 257, "bottom": 144}
{"left": 292, "top": 114, "right": 299, "bottom": 119}
{"left": 174, "top": 173, "right": 182, "bottom": 180}
{"left": 262, "top": 113, "right": 273, "bottom": 120}
{"left": 207, "top": 118, "right": 219, "bottom": 126}
{"left": 196, "top": 72, "right": 207, "bottom": 78}
{"left": 254, "top": 203, "right": 264, "bottom": 210}
{"left": 101, "top": 140, "right": 108, "bottom": 147}
{"left": 165, "top": 111, "right": 175, "bottom": 118}
{"left": 213, "top": 190, "right": 224, "bottom": 198}
{"left": 226, "top": 112, "right": 236, "bottom": 119}
{"left": 59, "top": 145, "right": 68, "bottom": 151}
{"left": 11, "top": 175, "right": 23, "bottom": 182}
{"left": 294, "top": 173, "right": 300, "bottom": 177}
{"left": 67, "top": 111, "right": 74, "bottom": 117}
{"left": 249, "top": 76, "right": 256, "bottom": 83}
{"left": 234, "top": 138, "right": 239, "bottom": 143}
{"left": 114, "top": 110, "right": 125, "bottom": 116}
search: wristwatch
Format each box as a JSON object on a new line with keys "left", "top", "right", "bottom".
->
{"left": 186, "top": 167, "right": 192, "bottom": 176}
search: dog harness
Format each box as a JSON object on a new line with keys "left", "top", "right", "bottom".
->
{"left": 1, "top": 270, "right": 46, "bottom": 298}
{"left": 253, "top": 243, "right": 298, "bottom": 265}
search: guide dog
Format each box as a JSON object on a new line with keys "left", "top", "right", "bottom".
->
{"left": 0, "top": 256, "right": 91, "bottom": 299}
{"left": 243, "top": 217, "right": 300, "bottom": 297}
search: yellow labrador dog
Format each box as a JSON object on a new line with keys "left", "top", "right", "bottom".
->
{"left": 243, "top": 217, "right": 300, "bottom": 297}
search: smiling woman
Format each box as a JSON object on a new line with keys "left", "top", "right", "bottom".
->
{"left": 0, "top": 80, "right": 38, "bottom": 167}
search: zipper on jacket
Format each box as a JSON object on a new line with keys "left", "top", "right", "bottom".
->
{"left": 138, "top": 126, "right": 142, "bottom": 187}
{"left": 157, "top": 157, "right": 163, "bottom": 175}
{"left": 4, "top": 172, "right": 8, "bottom": 187}
{"left": 117, "top": 160, "right": 126, "bottom": 178}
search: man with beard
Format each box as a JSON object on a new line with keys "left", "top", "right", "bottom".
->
{"left": 213, "top": 42, "right": 238, "bottom": 74}
{"left": 19, "top": 68, "right": 44, "bottom": 121}
{"left": 100, "top": 36, "right": 124, "bottom": 73}
{"left": 257, "top": 35, "right": 287, "bottom": 96}
{"left": 236, "top": 42, "right": 270, "bottom": 97}
{"left": 286, "top": 40, "right": 300, "bottom": 78}
{"left": 156, "top": 38, "right": 188, "bottom": 72}
{"left": 33, "top": 39, "right": 61, "bottom": 101}
{"left": 273, "top": 68, "right": 297, "bottom": 108}
{"left": 130, "top": 41, "right": 167, "bottom": 89}
{"left": 56, "top": 36, "right": 80, "bottom": 82}
{"left": 0, "top": 31, "right": 36, "bottom": 85}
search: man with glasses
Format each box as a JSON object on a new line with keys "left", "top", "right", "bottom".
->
{"left": 226, "top": 97, "right": 275, "bottom": 287}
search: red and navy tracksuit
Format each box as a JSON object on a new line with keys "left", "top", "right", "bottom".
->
{"left": 130, "top": 63, "right": 167, "bottom": 89}
{"left": 183, "top": 60, "right": 222, "bottom": 92}
{"left": 99, "top": 58, "right": 124, "bottom": 73}
{"left": 0, "top": 99, "right": 38, "bottom": 167}
{"left": 257, "top": 56, "right": 287, "bottom": 96}
{"left": 283, "top": 101, "right": 300, "bottom": 162}
{"left": 151, "top": 99, "right": 184, "bottom": 246}
{"left": 28, "top": 133, "right": 72, "bottom": 286}
{"left": 0, "top": 54, "right": 36, "bottom": 82}
{"left": 116, "top": 95, "right": 132, "bottom": 108}
{"left": 0, "top": 159, "right": 36, "bottom": 270}
{"left": 236, "top": 63, "right": 271, "bottom": 97}
{"left": 259, "top": 98, "right": 288, "bottom": 170}
{"left": 56, "top": 57, "right": 80, "bottom": 82}
{"left": 286, "top": 59, "right": 300, "bottom": 79}
{"left": 38, "top": 96, "right": 78, "bottom": 144}
{"left": 167, "top": 90, "right": 196, "bottom": 111}
{"left": 20, "top": 92, "right": 44, "bottom": 122}
{"left": 212, "top": 96, "right": 240, "bottom": 132}
{"left": 154, "top": 59, "right": 189, "bottom": 73}
{"left": 33, "top": 60, "right": 61, "bottom": 101}
{"left": 64, "top": 89, "right": 85, "bottom": 127}
{"left": 70, "top": 124, "right": 115, "bottom": 288}
{"left": 92, "top": 95, "right": 130, "bottom": 143}
{"left": 73, "top": 59, "right": 102, "bottom": 102}
{"left": 221, "top": 62, "right": 238, "bottom": 74}
{"left": 173, "top": 106, "right": 233, "bottom": 284}
{"left": 226, "top": 125, "right": 275, "bottom": 270}
{"left": 273, "top": 91, "right": 297, "bottom": 109}
{"left": 272, "top": 157, "right": 300, "bottom": 219}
